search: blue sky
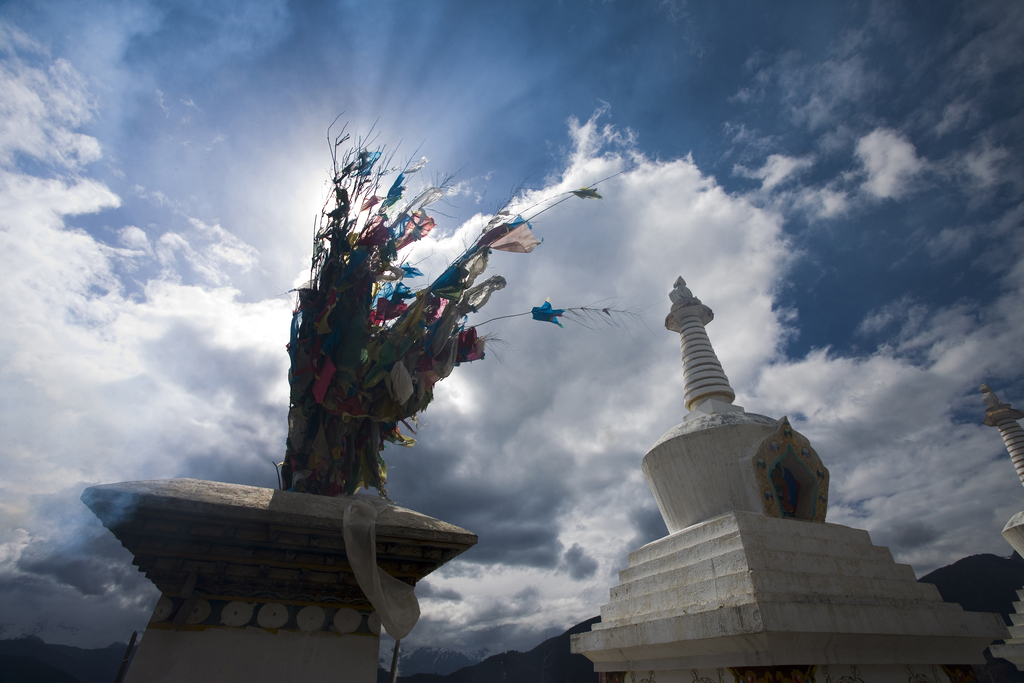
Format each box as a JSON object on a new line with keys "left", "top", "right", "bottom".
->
{"left": 1, "top": 0, "right": 1023, "bottom": 658}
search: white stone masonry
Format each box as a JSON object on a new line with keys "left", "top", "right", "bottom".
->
{"left": 571, "top": 511, "right": 1007, "bottom": 672}
{"left": 990, "top": 584, "right": 1024, "bottom": 671}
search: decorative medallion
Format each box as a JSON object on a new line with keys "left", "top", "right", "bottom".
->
{"left": 297, "top": 605, "right": 326, "bottom": 631}
{"left": 221, "top": 601, "right": 254, "bottom": 627}
{"left": 146, "top": 593, "right": 377, "bottom": 636}
{"left": 752, "top": 417, "right": 829, "bottom": 522}
{"left": 257, "top": 603, "right": 289, "bottom": 629}
{"left": 152, "top": 596, "right": 173, "bottom": 622}
{"left": 186, "top": 599, "right": 212, "bottom": 625}
{"left": 333, "top": 607, "right": 363, "bottom": 633}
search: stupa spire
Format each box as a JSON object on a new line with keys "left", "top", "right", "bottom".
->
{"left": 664, "top": 276, "right": 740, "bottom": 415}
{"left": 981, "top": 383, "right": 1024, "bottom": 487}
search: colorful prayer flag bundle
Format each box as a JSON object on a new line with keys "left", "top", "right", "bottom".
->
{"left": 283, "top": 137, "right": 542, "bottom": 497}
{"left": 282, "top": 128, "right": 623, "bottom": 497}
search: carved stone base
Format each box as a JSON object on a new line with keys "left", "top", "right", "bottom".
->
{"left": 82, "top": 479, "right": 477, "bottom": 683}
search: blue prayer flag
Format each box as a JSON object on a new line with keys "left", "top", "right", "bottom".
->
{"left": 531, "top": 300, "right": 564, "bottom": 327}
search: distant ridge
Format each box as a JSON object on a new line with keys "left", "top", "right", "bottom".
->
{"left": 919, "top": 552, "right": 1024, "bottom": 683}
{"left": 384, "top": 645, "right": 490, "bottom": 677}
{"left": 0, "top": 635, "right": 132, "bottom": 683}
{"left": 919, "top": 552, "right": 1024, "bottom": 625}
{"left": 378, "top": 617, "right": 600, "bottom": 683}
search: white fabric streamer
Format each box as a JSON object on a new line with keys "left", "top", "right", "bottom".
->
{"left": 389, "top": 362, "right": 414, "bottom": 403}
{"left": 342, "top": 496, "right": 420, "bottom": 640}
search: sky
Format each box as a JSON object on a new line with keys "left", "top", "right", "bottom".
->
{"left": 0, "top": 0, "right": 1023, "bottom": 658}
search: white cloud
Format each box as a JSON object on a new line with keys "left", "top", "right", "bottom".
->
{"left": 924, "top": 226, "right": 976, "bottom": 262}
{"left": 117, "top": 225, "right": 151, "bottom": 252}
{"left": 946, "top": 0, "right": 1024, "bottom": 87}
{"left": 934, "top": 99, "right": 978, "bottom": 137}
{"left": 757, "top": 51, "right": 883, "bottom": 131}
{"left": 0, "top": 26, "right": 99, "bottom": 171}
{"left": 0, "top": 187, "right": 290, "bottom": 648}
{"left": 734, "top": 153, "right": 815, "bottom": 191}
{"left": 154, "top": 217, "right": 259, "bottom": 286}
{"left": 960, "top": 140, "right": 1015, "bottom": 194}
{"left": 855, "top": 127, "right": 925, "bottom": 199}
{"left": 0, "top": 41, "right": 292, "bottom": 646}
{"left": 795, "top": 185, "right": 849, "bottom": 219}
{"left": 855, "top": 296, "right": 926, "bottom": 337}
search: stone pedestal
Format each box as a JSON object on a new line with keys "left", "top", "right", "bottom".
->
{"left": 571, "top": 511, "right": 1006, "bottom": 680}
{"left": 82, "top": 479, "right": 476, "bottom": 683}
{"left": 572, "top": 413, "right": 1006, "bottom": 683}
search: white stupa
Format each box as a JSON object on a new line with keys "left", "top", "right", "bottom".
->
{"left": 571, "top": 277, "right": 1006, "bottom": 683}
{"left": 980, "top": 384, "right": 1024, "bottom": 670}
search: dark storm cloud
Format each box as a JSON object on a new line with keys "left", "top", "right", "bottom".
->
{"left": 416, "top": 581, "right": 463, "bottom": 602}
{"left": 403, "top": 584, "right": 562, "bottom": 653}
{"left": 129, "top": 320, "right": 290, "bottom": 488}
{"left": 16, "top": 533, "right": 139, "bottom": 597}
{"left": 0, "top": 487, "right": 158, "bottom": 645}
{"left": 414, "top": 615, "right": 548, "bottom": 655}
{"left": 143, "top": 323, "right": 280, "bottom": 405}
{"left": 562, "top": 544, "right": 598, "bottom": 581}
{"left": 10, "top": 488, "right": 152, "bottom": 599}
{"left": 471, "top": 586, "right": 543, "bottom": 623}
{"left": 629, "top": 503, "right": 670, "bottom": 549}
{"left": 469, "top": 524, "right": 564, "bottom": 569}
{"left": 888, "top": 520, "right": 941, "bottom": 551}
{"left": 382, "top": 421, "right": 575, "bottom": 570}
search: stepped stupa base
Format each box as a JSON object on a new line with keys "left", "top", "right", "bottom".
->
{"left": 990, "top": 513, "right": 1024, "bottom": 671}
{"left": 990, "top": 639, "right": 1024, "bottom": 673}
{"left": 572, "top": 511, "right": 1005, "bottom": 679}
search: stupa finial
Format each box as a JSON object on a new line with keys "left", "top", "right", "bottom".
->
{"left": 665, "top": 276, "right": 740, "bottom": 416}
{"left": 981, "top": 383, "right": 1024, "bottom": 487}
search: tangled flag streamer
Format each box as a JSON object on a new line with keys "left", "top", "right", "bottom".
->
{"left": 282, "top": 131, "right": 593, "bottom": 497}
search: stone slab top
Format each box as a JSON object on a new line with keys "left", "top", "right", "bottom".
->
{"left": 651, "top": 411, "right": 778, "bottom": 450}
{"left": 82, "top": 478, "right": 477, "bottom": 548}
{"left": 1005, "top": 511, "right": 1024, "bottom": 534}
